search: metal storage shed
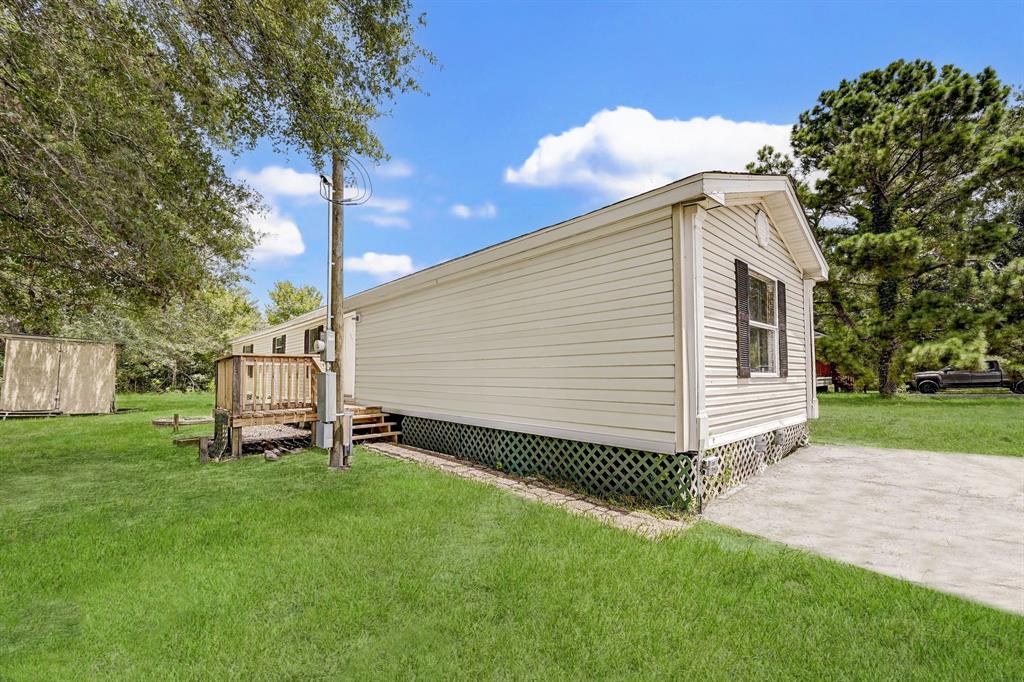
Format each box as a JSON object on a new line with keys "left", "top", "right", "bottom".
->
{"left": 0, "top": 335, "right": 117, "bottom": 416}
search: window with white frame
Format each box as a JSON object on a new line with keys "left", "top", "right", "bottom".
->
{"left": 748, "top": 273, "right": 777, "bottom": 374}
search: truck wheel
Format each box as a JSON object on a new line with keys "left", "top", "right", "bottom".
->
{"left": 918, "top": 380, "right": 939, "bottom": 394}
{"left": 1014, "top": 380, "right": 1024, "bottom": 395}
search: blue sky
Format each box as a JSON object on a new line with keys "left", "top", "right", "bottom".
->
{"left": 228, "top": 0, "right": 1024, "bottom": 309}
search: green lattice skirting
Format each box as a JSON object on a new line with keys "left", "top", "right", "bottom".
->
{"left": 700, "top": 423, "right": 808, "bottom": 501}
{"left": 398, "top": 416, "right": 699, "bottom": 510}
{"left": 397, "top": 415, "right": 808, "bottom": 511}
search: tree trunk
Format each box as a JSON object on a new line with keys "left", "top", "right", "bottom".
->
{"left": 876, "top": 339, "right": 899, "bottom": 397}
{"left": 871, "top": 191, "right": 900, "bottom": 398}
{"left": 876, "top": 278, "right": 899, "bottom": 397}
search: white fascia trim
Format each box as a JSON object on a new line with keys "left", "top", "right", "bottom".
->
{"left": 703, "top": 174, "right": 829, "bottom": 281}
{"left": 346, "top": 175, "right": 708, "bottom": 310}
{"left": 780, "top": 185, "right": 829, "bottom": 281}
{"left": 230, "top": 306, "right": 358, "bottom": 345}
{"left": 342, "top": 172, "right": 825, "bottom": 311}
{"left": 705, "top": 414, "right": 807, "bottom": 449}
{"left": 380, "top": 406, "right": 678, "bottom": 455}
{"left": 804, "top": 278, "right": 820, "bottom": 419}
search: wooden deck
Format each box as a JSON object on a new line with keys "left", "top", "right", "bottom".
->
{"left": 214, "top": 354, "right": 319, "bottom": 456}
{"left": 212, "top": 354, "right": 398, "bottom": 458}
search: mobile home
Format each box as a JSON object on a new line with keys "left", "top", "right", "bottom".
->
{"left": 232, "top": 172, "right": 828, "bottom": 507}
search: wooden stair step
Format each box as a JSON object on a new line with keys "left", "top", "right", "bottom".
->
{"left": 352, "top": 412, "right": 389, "bottom": 422}
{"left": 352, "top": 421, "right": 397, "bottom": 431}
{"left": 345, "top": 405, "right": 382, "bottom": 414}
{"left": 352, "top": 430, "right": 401, "bottom": 442}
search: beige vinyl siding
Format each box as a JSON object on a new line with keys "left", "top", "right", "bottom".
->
{"left": 353, "top": 208, "right": 678, "bottom": 452}
{"left": 231, "top": 316, "right": 317, "bottom": 356}
{"left": 702, "top": 204, "right": 808, "bottom": 441}
{"left": 230, "top": 310, "right": 355, "bottom": 396}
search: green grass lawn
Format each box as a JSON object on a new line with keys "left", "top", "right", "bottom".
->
{"left": 1, "top": 393, "right": 1022, "bottom": 680}
{"left": 814, "top": 392, "right": 1023, "bottom": 457}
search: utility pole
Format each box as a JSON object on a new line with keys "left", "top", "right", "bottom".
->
{"left": 329, "top": 151, "right": 349, "bottom": 469}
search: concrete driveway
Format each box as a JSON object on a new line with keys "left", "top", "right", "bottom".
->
{"left": 706, "top": 443, "right": 1024, "bottom": 614}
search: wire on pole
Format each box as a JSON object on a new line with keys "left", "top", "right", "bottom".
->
{"left": 319, "top": 154, "right": 373, "bottom": 206}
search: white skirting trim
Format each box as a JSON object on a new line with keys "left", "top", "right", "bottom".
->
{"left": 380, "top": 406, "right": 677, "bottom": 455}
{"left": 704, "top": 414, "right": 807, "bottom": 450}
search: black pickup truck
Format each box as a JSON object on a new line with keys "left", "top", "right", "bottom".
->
{"left": 909, "top": 360, "right": 1024, "bottom": 394}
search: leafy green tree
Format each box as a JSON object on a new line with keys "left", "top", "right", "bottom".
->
{"left": 980, "top": 94, "right": 1024, "bottom": 375}
{"left": 1, "top": 1, "right": 257, "bottom": 334}
{"left": 750, "top": 60, "right": 1023, "bottom": 395}
{"left": 137, "top": 0, "right": 432, "bottom": 164}
{"left": 66, "top": 286, "right": 264, "bottom": 392}
{"left": 1, "top": 0, "right": 429, "bottom": 335}
{"left": 266, "top": 281, "right": 323, "bottom": 325}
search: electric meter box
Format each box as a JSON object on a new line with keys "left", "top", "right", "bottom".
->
{"left": 317, "top": 371, "right": 336, "bottom": 422}
{"left": 315, "top": 421, "right": 333, "bottom": 448}
{"left": 319, "top": 329, "right": 336, "bottom": 363}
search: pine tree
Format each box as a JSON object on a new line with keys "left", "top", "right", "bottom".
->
{"left": 751, "top": 60, "right": 1024, "bottom": 395}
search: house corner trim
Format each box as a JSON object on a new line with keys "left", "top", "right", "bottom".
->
{"left": 675, "top": 202, "right": 707, "bottom": 452}
{"left": 803, "top": 278, "right": 819, "bottom": 419}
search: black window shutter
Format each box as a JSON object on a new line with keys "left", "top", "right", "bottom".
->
{"left": 735, "top": 259, "right": 751, "bottom": 378}
{"left": 777, "top": 280, "right": 788, "bottom": 378}
{"left": 303, "top": 329, "right": 311, "bottom": 353}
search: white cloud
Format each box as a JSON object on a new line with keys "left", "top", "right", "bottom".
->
{"left": 377, "top": 159, "right": 414, "bottom": 178}
{"left": 450, "top": 201, "right": 498, "bottom": 219}
{"left": 361, "top": 214, "right": 411, "bottom": 229}
{"left": 349, "top": 194, "right": 412, "bottom": 228}
{"left": 248, "top": 207, "right": 305, "bottom": 263}
{"left": 504, "top": 106, "right": 793, "bottom": 198}
{"left": 238, "top": 166, "right": 321, "bottom": 198}
{"left": 365, "top": 196, "right": 410, "bottom": 213}
{"left": 344, "top": 252, "right": 417, "bottom": 280}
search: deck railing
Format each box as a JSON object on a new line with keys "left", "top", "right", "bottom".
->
{"left": 215, "top": 354, "right": 322, "bottom": 421}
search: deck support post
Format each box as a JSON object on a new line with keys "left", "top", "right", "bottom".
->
{"left": 230, "top": 427, "right": 242, "bottom": 458}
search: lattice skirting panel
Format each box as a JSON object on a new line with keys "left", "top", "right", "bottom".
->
{"left": 700, "top": 422, "right": 808, "bottom": 503}
{"left": 398, "top": 416, "right": 699, "bottom": 510}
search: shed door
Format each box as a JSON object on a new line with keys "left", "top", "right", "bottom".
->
{"left": 0, "top": 338, "right": 62, "bottom": 412}
{"left": 58, "top": 343, "right": 117, "bottom": 414}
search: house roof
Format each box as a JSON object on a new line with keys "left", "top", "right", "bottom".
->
{"left": 230, "top": 305, "right": 332, "bottom": 345}
{"left": 699, "top": 172, "right": 829, "bottom": 280}
{"left": 232, "top": 171, "right": 828, "bottom": 344}
{"left": 345, "top": 171, "right": 827, "bottom": 309}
